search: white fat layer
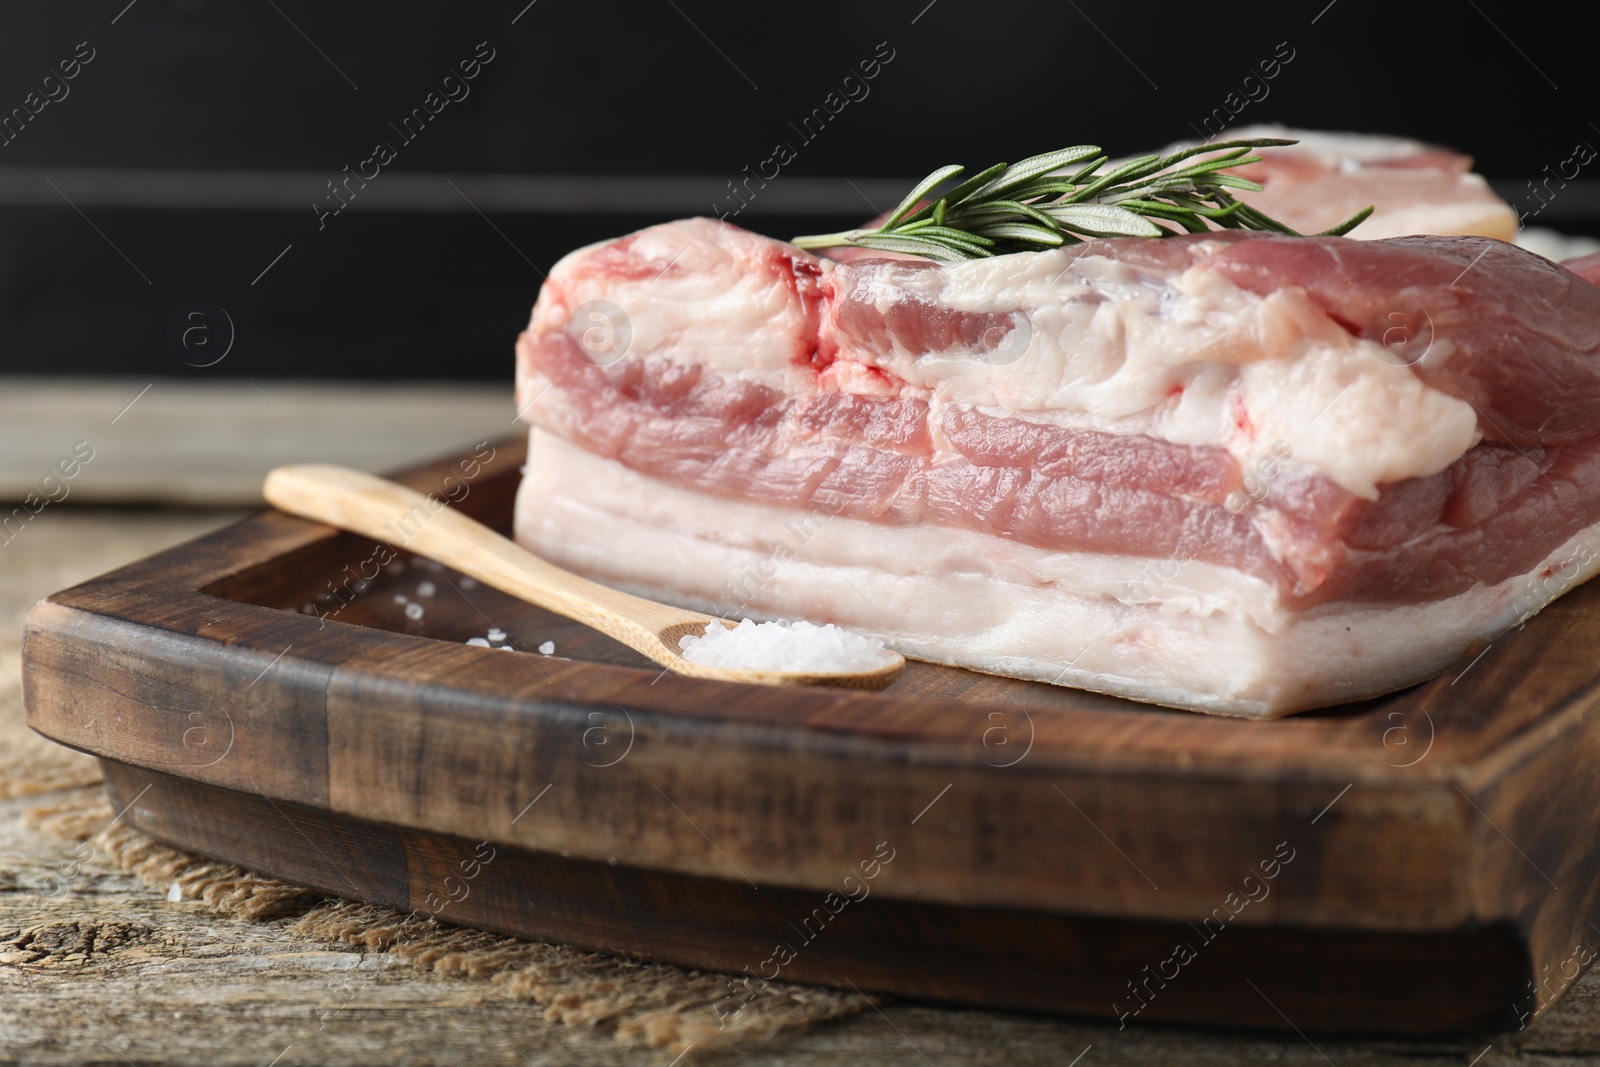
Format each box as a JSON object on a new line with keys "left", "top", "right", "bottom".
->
{"left": 533, "top": 218, "right": 807, "bottom": 378}
{"left": 1347, "top": 197, "right": 1519, "bottom": 242}
{"left": 1237, "top": 345, "right": 1481, "bottom": 498}
{"left": 517, "top": 430, "right": 1600, "bottom": 717}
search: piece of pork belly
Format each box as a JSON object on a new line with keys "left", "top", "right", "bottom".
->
{"left": 1202, "top": 125, "right": 1519, "bottom": 242}
{"left": 514, "top": 217, "right": 1600, "bottom": 717}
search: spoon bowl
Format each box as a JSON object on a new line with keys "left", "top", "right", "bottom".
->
{"left": 263, "top": 464, "right": 906, "bottom": 691}
{"left": 654, "top": 618, "right": 906, "bottom": 690}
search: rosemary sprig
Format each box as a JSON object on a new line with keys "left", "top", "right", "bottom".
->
{"left": 791, "top": 139, "right": 1374, "bottom": 261}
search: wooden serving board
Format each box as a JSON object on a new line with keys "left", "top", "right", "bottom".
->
{"left": 23, "top": 436, "right": 1600, "bottom": 1034}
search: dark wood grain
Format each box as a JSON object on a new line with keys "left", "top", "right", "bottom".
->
{"left": 22, "top": 435, "right": 1600, "bottom": 1032}
{"left": 98, "top": 759, "right": 1531, "bottom": 1034}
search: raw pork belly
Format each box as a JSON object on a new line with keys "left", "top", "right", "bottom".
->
{"left": 1207, "top": 125, "right": 1520, "bottom": 242}
{"left": 514, "top": 218, "right": 1600, "bottom": 717}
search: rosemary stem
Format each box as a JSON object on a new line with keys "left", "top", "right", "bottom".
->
{"left": 789, "top": 230, "right": 869, "bottom": 250}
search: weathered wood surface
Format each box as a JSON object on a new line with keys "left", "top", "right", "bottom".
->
{"left": 24, "top": 437, "right": 1600, "bottom": 1031}
{"left": 95, "top": 758, "right": 1538, "bottom": 1036}
{"left": 0, "top": 378, "right": 508, "bottom": 506}
{"left": 5, "top": 786, "right": 1600, "bottom": 1067}
{"left": 8, "top": 508, "right": 1600, "bottom": 1060}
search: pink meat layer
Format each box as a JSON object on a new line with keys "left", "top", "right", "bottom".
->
{"left": 519, "top": 223, "right": 1600, "bottom": 610}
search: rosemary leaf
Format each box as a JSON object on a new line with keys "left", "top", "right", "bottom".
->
{"left": 970, "top": 222, "right": 1067, "bottom": 246}
{"left": 969, "top": 145, "right": 1104, "bottom": 201}
{"left": 882, "top": 164, "right": 964, "bottom": 230}
{"left": 935, "top": 162, "right": 1011, "bottom": 211}
{"left": 1048, "top": 203, "right": 1166, "bottom": 238}
{"left": 913, "top": 225, "right": 999, "bottom": 254}
{"left": 1229, "top": 203, "right": 1301, "bottom": 235}
{"left": 1067, "top": 155, "right": 1110, "bottom": 183}
{"left": 845, "top": 234, "right": 976, "bottom": 261}
{"left": 1155, "top": 137, "right": 1295, "bottom": 168}
{"left": 1067, "top": 154, "right": 1164, "bottom": 203}
{"left": 1116, "top": 199, "right": 1215, "bottom": 229}
{"left": 1317, "top": 206, "right": 1376, "bottom": 237}
{"left": 1003, "top": 179, "right": 1080, "bottom": 200}
{"left": 951, "top": 200, "right": 1058, "bottom": 228}
{"left": 1199, "top": 173, "right": 1266, "bottom": 192}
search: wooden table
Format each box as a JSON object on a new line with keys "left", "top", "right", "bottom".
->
{"left": 6, "top": 384, "right": 1600, "bottom": 1064}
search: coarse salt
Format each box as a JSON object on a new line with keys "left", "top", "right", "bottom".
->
{"left": 487, "top": 627, "right": 507, "bottom": 642}
{"left": 466, "top": 637, "right": 491, "bottom": 647}
{"left": 538, "top": 641, "right": 555, "bottom": 655}
{"left": 416, "top": 581, "right": 437, "bottom": 597}
{"left": 677, "top": 619, "right": 895, "bottom": 673}
{"left": 404, "top": 603, "right": 424, "bottom": 621}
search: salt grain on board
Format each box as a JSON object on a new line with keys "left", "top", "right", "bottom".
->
{"left": 417, "top": 581, "right": 436, "bottom": 597}
{"left": 487, "top": 627, "right": 506, "bottom": 642}
{"left": 404, "top": 603, "right": 424, "bottom": 621}
{"left": 466, "top": 637, "right": 491, "bottom": 647}
{"left": 677, "top": 619, "right": 895, "bottom": 672}
{"left": 538, "top": 641, "right": 555, "bottom": 655}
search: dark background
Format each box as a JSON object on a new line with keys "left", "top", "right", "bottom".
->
{"left": 1, "top": 0, "right": 1593, "bottom": 381}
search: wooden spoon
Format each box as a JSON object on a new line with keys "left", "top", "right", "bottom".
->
{"left": 263, "top": 464, "right": 905, "bottom": 690}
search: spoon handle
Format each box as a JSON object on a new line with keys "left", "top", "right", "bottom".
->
{"left": 263, "top": 463, "right": 712, "bottom": 668}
